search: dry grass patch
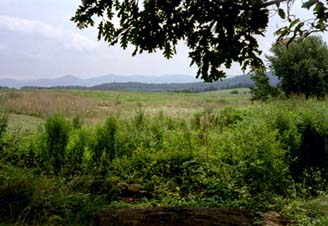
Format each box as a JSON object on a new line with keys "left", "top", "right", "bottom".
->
{"left": 0, "top": 90, "right": 106, "bottom": 119}
{"left": 0, "top": 89, "right": 252, "bottom": 123}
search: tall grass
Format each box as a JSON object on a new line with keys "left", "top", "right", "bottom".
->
{"left": 0, "top": 89, "right": 251, "bottom": 122}
{"left": 0, "top": 91, "right": 100, "bottom": 118}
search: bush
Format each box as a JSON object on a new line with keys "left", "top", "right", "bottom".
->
{"left": 44, "top": 114, "right": 70, "bottom": 174}
{"left": 218, "top": 120, "right": 291, "bottom": 196}
{"left": 230, "top": 90, "right": 239, "bottom": 94}
{"left": 0, "top": 165, "right": 37, "bottom": 222}
{"left": 67, "top": 129, "right": 89, "bottom": 173}
{"left": 0, "top": 164, "right": 107, "bottom": 225}
{"left": 72, "top": 114, "right": 84, "bottom": 129}
{"left": 0, "top": 112, "right": 8, "bottom": 152}
{"left": 292, "top": 109, "right": 328, "bottom": 182}
{"left": 217, "top": 107, "right": 244, "bottom": 131}
{"left": 92, "top": 116, "right": 118, "bottom": 166}
{"left": 0, "top": 112, "right": 8, "bottom": 138}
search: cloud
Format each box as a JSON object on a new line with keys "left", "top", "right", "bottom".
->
{"left": 0, "top": 15, "right": 99, "bottom": 52}
{"left": 0, "top": 43, "right": 8, "bottom": 51}
{"left": 0, "top": 15, "right": 62, "bottom": 39}
{"left": 66, "top": 33, "right": 100, "bottom": 52}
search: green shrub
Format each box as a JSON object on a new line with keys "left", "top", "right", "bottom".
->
{"left": 192, "top": 108, "right": 219, "bottom": 130}
{"left": 72, "top": 114, "right": 84, "bottom": 129}
{"left": 292, "top": 110, "right": 328, "bottom": 185}
{"left": 92, "top": 116, "right": 118, "bottom": 166}
{"left": 0, "top": 112, "right": 8, "bottom": 152}
{"left": 217, "top": 107, "right": 244, "bottom": 131}
{"left": 44, "top": 114, "right": 70, "bottom": 174}
{"left": 218, "top": 120, "right": 291, "bottom": 196}
{"left": 0, "top": 112, "right": 7, "bottom": 138}
{"left": 0, "top": 165, "right": 36, "bottom": 222}
{"left": 67, "top": 129, "right": 89, "bottom": 173}
{"left": 230, "top": 89, "right": 239, "bottom": 94}
{"left": 133, "top": 103, "right": 145, "bottom": 128}
{"left": 108, "top": 151, "right": 221, "bottom": 202}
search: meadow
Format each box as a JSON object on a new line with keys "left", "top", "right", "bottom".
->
{"left": 0, "top": 88, "right": 328, "bottom": 225}
{"left": 0, "top": 88, "right": 250, "bottom": 128}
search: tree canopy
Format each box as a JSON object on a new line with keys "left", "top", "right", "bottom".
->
{"left": 268, "top": 36, "right": 328, "bottom": 98}
{"left": 72, "top": 0, "right": 328, "bottom": 82}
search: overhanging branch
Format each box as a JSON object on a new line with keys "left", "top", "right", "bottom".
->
{"left": 263, "top": 0, "right": 289, "bottom": 7}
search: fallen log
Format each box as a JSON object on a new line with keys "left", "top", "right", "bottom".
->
{"left": 97, "top": 207, "right": 291, "bottom": 226}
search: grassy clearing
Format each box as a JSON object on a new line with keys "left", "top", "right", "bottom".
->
{"left": 0, "top": 88, "right": 251, "bottom": 125}
{"left": 7, "top": 114, "right": 44, "bottom": 132}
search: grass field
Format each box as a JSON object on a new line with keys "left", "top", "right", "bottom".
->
{"left": 0, "top": 88, "right": 251, "bottom": 129}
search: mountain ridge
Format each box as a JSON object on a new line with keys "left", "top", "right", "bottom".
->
{"left": 1, "top": 73, "right": 279, "bottom": 92}
{"left": 0, "top": 74, "right": 199, "bottom": 88}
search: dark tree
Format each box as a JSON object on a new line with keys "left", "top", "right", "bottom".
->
{"left": 250, "top": 70, "right": 279, "bottom": 101}
{"left": 72, "top": 0, "right": 328, "bottom": 82}
{"left": 268, "top": 36, "right": 328, "bottom": 98}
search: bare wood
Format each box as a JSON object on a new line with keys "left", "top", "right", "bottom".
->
{"left": 97, "top": 207, "right": 291, "bottom": 226}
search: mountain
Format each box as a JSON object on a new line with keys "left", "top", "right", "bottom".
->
{"left": 0, "top": 74, "right": 199, "bottom": 89}
{"left": 70, "top": 73, "right": 277, "bottom": 92}
{"left": 2, "top": 73, "right": 279, "bottom": 92}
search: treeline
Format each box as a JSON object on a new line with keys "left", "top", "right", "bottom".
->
{"left": 20, "top": 73, "right": 278, "bottom": 92}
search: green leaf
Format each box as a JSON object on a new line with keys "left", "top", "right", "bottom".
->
{"left": 294, "top": 22, "right": 304, "bottom": 33}
{"left": 278, "top": 8, "right": 286, "bottom": 19}
{"left": 289, "top": 19, "right": 301, "bottom": 28}
{"left": 302, "top": 0, "right": 318, "bottom": 9}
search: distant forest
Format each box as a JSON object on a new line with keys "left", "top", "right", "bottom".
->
{"left": 19, "top": 73, "right": 278, "bottom": 93}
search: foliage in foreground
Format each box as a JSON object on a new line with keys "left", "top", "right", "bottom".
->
{"left": 1, "top": 99, "right": 328, "bottom": 225}
{"left": 72, "top": 0, "right": 328, "bottom": 81}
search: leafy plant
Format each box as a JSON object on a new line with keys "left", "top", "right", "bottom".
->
{"left": 44, "top": 114, "right": 70, "bottom": 174}
{"left": 72, "top": 114, "right": 84, "bottom": 129}
{"left": 92, "top": 116, "right": 118, "bottom": 166}
{"left": 0, "top": 112, "right": 8, "bottom": 152}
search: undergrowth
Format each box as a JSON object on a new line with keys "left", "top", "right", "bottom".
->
{"left": 0, "top": 99, "right": 328, "bottom": 225}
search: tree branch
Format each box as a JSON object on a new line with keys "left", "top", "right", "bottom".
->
{"left": 263, "top": 0, "right": 289, "bottom": 7}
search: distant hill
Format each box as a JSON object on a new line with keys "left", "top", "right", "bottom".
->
{"left": 4, "top": 73, "right": 279, "bottom": 92}
{"left": 88, "top": 74, "right": 254, "bottom": 92}
{"left": 0, "top": 74, "right": 199, "bottom": 89}
{"left": 86, "top": 73, "right": 276, "bottom": 92}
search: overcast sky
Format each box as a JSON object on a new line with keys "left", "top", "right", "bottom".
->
{"left": 0, "top": 0, "right": 326, "bottom": 80}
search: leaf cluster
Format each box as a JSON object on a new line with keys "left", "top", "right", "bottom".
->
{"left": 72, "top": 0, "right": 270, "bottom": 81}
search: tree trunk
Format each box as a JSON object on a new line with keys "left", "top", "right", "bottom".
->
{"left": 97, "top": 207, "right": 291, "bottom": 226}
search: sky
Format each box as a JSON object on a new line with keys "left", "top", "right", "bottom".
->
{"left": 0, "top": 0, "right": 326, "bottom": 80}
